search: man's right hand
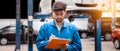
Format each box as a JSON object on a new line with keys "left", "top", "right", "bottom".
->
{"left": 49, "top": 34, "right": 68, "bottom": 50}
{"left": 49, "top": 34, "right": 58, "bottom": 42}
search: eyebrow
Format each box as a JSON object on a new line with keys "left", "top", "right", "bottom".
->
{"left": 55, "top": 12, "right": 64, "bottom": 15}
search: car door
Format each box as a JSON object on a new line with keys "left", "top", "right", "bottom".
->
{"left": 118, "top": 29, "right": 120, "bottom": 40}
{"left": 6, "top": 26, "right": 16, "bottom": 42}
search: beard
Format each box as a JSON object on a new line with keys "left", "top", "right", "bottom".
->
{"left": 55, "top": 18, "right": 63, "bottom": 23}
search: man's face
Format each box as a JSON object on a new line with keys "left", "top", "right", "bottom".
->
{"left": 52, "top": 10, "right": 66, "bottom": 23}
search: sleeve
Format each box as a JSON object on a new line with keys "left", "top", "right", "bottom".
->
{"left": 67, "top": 28, "right": 82, "bottom": 51}
{"left": 36, "top": 25, "right": 49, "bottom": 51}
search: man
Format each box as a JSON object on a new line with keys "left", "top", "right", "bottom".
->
{"left": 36, "top": 1, "right": 82, "bottom": 51}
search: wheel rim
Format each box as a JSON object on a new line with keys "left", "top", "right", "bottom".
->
{"left": 81, "top": 33, "right": 87, "bottom": 38}
{"left": 0, "top": 38, "right": 7, "bottom": 45}
{"left": 105, "top": 33, "right": 111, "bottom": 41}
{"left": 114, "top": 40, "right": 120, "bottom": 49}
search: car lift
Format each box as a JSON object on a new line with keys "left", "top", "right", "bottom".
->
{"left": 95, "top": 20, "right": 101, "bottom": 51}
{"left": 15, "top": 0, "right": 102, "bottom": 51}
{"left": 15, "top": 0, "right": 21, "bottom": 51}
{"left": 15, "top": 0, "right": 34, "bottom": 51}
{"left": 28, "top": 0, "right": 34, "bottom": 51}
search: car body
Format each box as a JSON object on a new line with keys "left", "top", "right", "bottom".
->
{"left": 101, "top": 17, "right": 112, "bottom": 41}
{"left": 0, "top": 25, "right": 37, "bottom": 45}
{"left": 112, "top": 23, "right": 120, "bottom": 49}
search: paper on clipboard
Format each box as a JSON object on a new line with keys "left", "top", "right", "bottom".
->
{"left": 45, "top": 38, "right": 70, "bottom": 49}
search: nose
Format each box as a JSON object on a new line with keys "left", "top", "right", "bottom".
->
{"left": 56, "top": 15, "right": 62, "bottom": 18}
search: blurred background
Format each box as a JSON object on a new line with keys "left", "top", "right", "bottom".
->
{"left": 0, "top": 0, "right": 120, "bottom": 51}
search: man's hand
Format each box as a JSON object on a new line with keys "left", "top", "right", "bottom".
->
{"left": 59, "top": 44, "right": 68, "bottom": 50}
{"left": 49, "top": 34, "right": 58, "bottom": 42}
{"left": 49, "top": 34, "right": 68, "bottom": 50}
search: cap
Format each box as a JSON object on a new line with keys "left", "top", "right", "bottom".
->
{"left": 52, "top": 1, "right": 67, "bottom": 11}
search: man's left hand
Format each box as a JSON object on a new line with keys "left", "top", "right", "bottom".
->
{"left": 59, "top": 44, "right": 68, "bottom": 50}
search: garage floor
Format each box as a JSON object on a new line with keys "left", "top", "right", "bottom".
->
{"left": 0, "top": 38, "right": 120, "bottom": 51}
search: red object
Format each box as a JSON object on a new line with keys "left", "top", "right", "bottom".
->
{"left": 112, "top": 27, "right": 120, "bottom": 49}
{"left": 112, "top": 28, "right": 120, "bottom": 42}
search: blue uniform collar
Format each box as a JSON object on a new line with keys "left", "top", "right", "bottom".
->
{"left": 50, "top": 20, "right": 68, "bottom": 28}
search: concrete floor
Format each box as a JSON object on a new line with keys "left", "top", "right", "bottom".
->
{"left": 0, "top": 38, "right": 120, "bottom": 51}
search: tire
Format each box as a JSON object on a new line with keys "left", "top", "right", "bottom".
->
{"left": 0, "top": 38, "right": 8, "bottom": 45}
{"left": 81, "top": 33, "right": 87, "bottom": 39}
{"left": 104, "top": 33, "right": 111, "bottom": 41}
{"left": 114, "top": 39, "right": 120, "bottom": 49}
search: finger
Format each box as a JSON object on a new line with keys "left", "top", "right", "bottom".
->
{"left": 51, "top": 34, "right": 58, "bottom": 39}
{"left": 59, "top": 44, "right": 67, "bottom": 50}
{"left": 62, "top": 46, "right": 67, "bottom": 50}
{"left": 49, "top": 35, "right": 56, "bottom": 41}
{"left": 49, "top": 36, "right": 53, "bottom": 41}
{"left": 51, "top": 34, "right": 56, "bottom": 38}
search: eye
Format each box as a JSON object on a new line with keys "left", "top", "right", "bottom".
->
{"left": 55, "top": 11, "right": 64, "bottom": 16}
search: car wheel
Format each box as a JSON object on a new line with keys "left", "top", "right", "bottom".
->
{"left": 0, "top": 38, "right": 8, "bottom": 45}
{"left": 81, "top": 33, "right": 87, "bottom": 39}
{"left": 104, "top": 33, "right": 111, "bottom": 41}
{"left": 114, "top": 39, "right": 120, "bottom": 49}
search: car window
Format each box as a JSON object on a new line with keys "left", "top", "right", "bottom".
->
{"left": 8, "top": 26, "right": 16, "bottom": 33}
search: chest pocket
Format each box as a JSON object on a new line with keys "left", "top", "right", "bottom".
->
{"left": 60, "top": 28, "right": 73, "bottom": 40}
{"left": 46, "top": 26, "right": 57, "bottom": 37}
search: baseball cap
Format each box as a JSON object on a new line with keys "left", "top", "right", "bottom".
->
{"left": 52, "top": 1, "right": 67, "bottom": 11}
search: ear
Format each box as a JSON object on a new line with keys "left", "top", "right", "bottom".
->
{"left": 64, "top": 10, "right": 67, "bottom": 16}
{"left": 51, "top": 10, "right": 55, "bottom": 17}
{"left": 51, "top": 10, "right": 54, "bottom": 13}
{"left": 51, "top": 10, "right": 53, "bottom": 14}
{"left": 64, "top": 10, "right": 67, "bottom": 14}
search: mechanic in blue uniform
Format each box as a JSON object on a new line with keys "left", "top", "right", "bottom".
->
{"left": 36, "top": 1, "right": 82, "bottom": 51}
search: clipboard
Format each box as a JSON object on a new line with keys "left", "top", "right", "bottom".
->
{"left": 45, "top": 38, "right": 70, "bottom": 49}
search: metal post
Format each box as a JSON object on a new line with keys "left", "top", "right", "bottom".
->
{"left": 95, "top": 20, "right": 101, "bottom": 51}
{"left": 112, "top": 0, "right": 116, "bottom": 30}
{"left": 28, "top": 0, "right": 33, "bottom": 51}
{"left": 15, "top": 0, "right": 21, "bottom": 51}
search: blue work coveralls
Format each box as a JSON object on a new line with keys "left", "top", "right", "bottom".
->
{"left": 36, "top": 20, "right": 82, "bottom": 51}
